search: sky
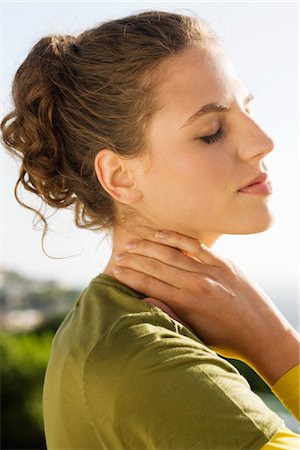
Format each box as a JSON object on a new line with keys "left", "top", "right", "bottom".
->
{"left": 1, "top": 1, "right": 299, "bottom": 325}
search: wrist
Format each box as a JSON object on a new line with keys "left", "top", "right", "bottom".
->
{"left": 242, "top": 327, "right": 300, "bottom": 387}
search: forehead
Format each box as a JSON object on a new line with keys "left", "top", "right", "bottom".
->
{"left": 154, "top": 44, "right": 246, "bottom": 119}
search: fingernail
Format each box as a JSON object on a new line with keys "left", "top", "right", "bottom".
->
{"left": 113, "top": 266, "right": 122, "bottom": 275}
{"left": 115, "top": 253, "right": 124, "bottom": 261}
{"left": 155, "top": 231, "right": 167, "bottom": 239}
{"left": 125, "top": 241, "right": 138, "bottom": 250}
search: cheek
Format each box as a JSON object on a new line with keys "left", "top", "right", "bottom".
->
{"left": 141, "top": 149, "right": 230, "bottom": 220}
{"left": 169, "top": 147, "right": 228, "bottom": 193}
{"left": 174, "top": 157, "right": 228, "bottom": 216}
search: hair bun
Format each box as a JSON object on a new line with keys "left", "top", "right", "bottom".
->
{"left": 50, "top": 34, "right": 76, "bottom": 57}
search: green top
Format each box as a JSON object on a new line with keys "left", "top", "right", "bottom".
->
{"left": 43, "top": 273, "right": 284, "bottom": 449}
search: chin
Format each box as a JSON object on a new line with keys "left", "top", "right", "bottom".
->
{"left": 228, "top": 213, "right": 275, "bottom": 235}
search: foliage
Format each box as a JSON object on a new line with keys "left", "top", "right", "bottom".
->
{"left": 0, "top": 322, "right": 58, "bottom": 449}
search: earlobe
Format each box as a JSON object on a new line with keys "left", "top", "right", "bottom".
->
{"left": 94, "top": 150, "right": 142, "bottom": 204}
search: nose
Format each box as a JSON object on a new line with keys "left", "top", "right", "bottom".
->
{"left": 238, "top": 115, "right": 274, "bottom": 161}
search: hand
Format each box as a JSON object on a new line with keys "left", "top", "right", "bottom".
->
{"left": 113, "top": 231, "right": 297, "bottom": 370}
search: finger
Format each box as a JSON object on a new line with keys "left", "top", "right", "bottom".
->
{"left": 153, "top": 230, "right": 228, "bottom": 269}
{"left": 115, "top": 252, "right": 208, "bottom": 289}
{"left": 112, "top": 266, "right": 183, "bottom": 309}
{"left": 124, "top": 239, "right": 216, "bottom": 274}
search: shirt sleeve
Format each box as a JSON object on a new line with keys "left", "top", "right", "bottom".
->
{"left": 84, "top": 318, "right": 286, "bottom": 450}
{"left": 270, "top": 363, "right": 300, "bottom": 423}
{"left": 260, "top": 364, "right": 300, "bottom": 449}
{"left": 260, "top": 425, "right": 300, "bottom": 449}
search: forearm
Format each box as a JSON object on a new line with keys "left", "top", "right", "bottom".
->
{"left": 242, "top": 326, "right": 300, "bottom": 387}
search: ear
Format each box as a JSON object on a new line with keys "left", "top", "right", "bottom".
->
{"left": 94, "top": 149, "right": 142, "bottom": 204}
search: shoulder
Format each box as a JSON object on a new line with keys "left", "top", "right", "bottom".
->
{"left": 83, "top": 316, "right": 284, "bottom": 449}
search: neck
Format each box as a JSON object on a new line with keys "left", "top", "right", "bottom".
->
{"left": 102, "top": 223, "right": 221, "bottom": 278}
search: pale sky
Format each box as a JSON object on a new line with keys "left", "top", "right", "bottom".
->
{"left": 1, "top": 1, "right": 299, "bottom": 326}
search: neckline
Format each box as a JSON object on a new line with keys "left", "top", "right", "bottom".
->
{"left": 90, "top": 272, "right": 147, "bottom": 300}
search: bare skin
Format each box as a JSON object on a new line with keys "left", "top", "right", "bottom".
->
{"left": 94, "top": 43, "right": 299, "bottom": 386}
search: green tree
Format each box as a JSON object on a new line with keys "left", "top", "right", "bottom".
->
{"left": 1, "top": 329, "right": 54, "bottom": 449}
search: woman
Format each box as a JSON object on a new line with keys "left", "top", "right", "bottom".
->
{"left": 1, "top": 10, "right": 299, "bottom": 449}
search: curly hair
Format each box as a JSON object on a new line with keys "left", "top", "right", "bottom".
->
{"left": 1, "top": 10, "right": 217, "bottom": 257}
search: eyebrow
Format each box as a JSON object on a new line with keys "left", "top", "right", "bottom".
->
{"left": 180, "top": 93, "right": 255, "bottom": 129}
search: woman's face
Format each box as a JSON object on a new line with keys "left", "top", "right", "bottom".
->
{"left": 131, "top": 43, "right": 275, "bottom": 244}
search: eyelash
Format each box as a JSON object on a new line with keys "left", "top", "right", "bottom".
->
{"left": 197, "top": 106, "right": 252, "bottom": 145}
{"left": 198, "top": 127, "right": 224, "bottom": 145}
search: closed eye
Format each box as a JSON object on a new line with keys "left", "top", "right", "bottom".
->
{"left": 197, "top": 127, "right": 224, "bottom": 145}
{"left": 197, "top": 104, "right": 252, "bottom": 145}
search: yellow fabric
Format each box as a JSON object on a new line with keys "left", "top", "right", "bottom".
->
{"left": 259, "top": 363, "right": 300, "bottom": 448}
{"left": 260, "top": 425, "right": 300, "bottom": 449}
{"left": 271, "top": 363, "right": 300, "bottom": 423}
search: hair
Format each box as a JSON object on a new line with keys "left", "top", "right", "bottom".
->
{"left": 1, "top": 9, "right": 218, "bottom": 257}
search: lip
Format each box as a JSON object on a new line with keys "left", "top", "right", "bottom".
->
{"left": 239, "top": 172, "right": 268, "bottom": 190}
{"left": 238, "top": 172, "right": 273, "bottom": 195}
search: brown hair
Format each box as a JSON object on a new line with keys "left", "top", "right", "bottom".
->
{"left": 1, "top": 10, "right": 217, "bottom": 257}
